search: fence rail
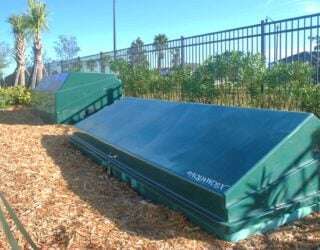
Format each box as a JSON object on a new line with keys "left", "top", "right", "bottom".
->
{"left": 46, "top": 13, "right": 320, "bottom": 82}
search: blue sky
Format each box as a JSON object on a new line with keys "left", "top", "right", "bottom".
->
{"left": 1, "top": 0, "right": 320, "bottom": 74}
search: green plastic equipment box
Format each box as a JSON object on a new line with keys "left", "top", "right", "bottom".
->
{"left": 70, "top": 97, "right": 320, "bottom": 242}
{"left": 31, "top": 73, "right": 122, "bottom": 124}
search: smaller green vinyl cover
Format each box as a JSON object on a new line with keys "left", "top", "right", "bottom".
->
{"left": 32, "top": 72, "right": 122, "bottom": 124}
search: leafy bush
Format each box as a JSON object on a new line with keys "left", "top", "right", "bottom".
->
{"left": 111, "top": 59, "right": 163, "bottom": 97}
{"left": 111, "top": 54, "right": 320, "bottom": 116}
{"left": 241, "top": 53, "right": 266, "bottom": 86}
{"left": 264, "top": 62, "right": 314, "bottom": 87}
{"left": 0, "top": 86, "right": 31, "bottom": 108}
{"left": 298, "top": 84, "right": 320, "bottom": 114}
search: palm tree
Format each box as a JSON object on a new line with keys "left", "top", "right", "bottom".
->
{"left": 128, "top": 37, "right": 148, "bottom": 66}
{"left": 27, "top": 0, "right": 48, "bottom": 88}
{"left": 153, "top": 34, "right": 168, "bottom": 71}
{"left": 8, "top": 14, "right": 29, "bottom": 87}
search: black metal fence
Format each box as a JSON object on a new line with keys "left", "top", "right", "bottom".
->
{"left": 46, "top": 13, "right": 320, "bottom": 81}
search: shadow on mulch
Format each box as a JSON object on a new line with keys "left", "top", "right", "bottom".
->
{"left": 40, "top": 132, "right": 227, "bottom": 247}
{"left": 41, "top": 131, "right": 320, "bottom": 249}
{"left": 0, "top": 108, "right": 45, "bottom": 125}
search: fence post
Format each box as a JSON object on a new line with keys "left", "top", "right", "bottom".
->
{"left": 260, "top": 20, "right": 266, "bottom": 94}
{"left": 260, "top": 20, "right": 266, "bottom": 59}
{"left": 180, "top": 36, "right": 185, "bottom": 66}
{"left": 99, "top": 52, "right": 103, "bottom": 73}
{"left": 60, "top": 60, "right": 64, "bottom": 73}
{"left": 77, "top": 57, "right": 81, "bottom": 72}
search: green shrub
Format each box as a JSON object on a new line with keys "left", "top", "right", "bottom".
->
{"left": 0, "top": 86, "right": 31, "bottom": 108}
{"left": 298, "top": 84, "right": 320, "bottom": 114}
{"left": 194, "top": 52, "right": 242, "bottom": 84}
{"left": 110, "top": 55, "right": 320, "bottom": 116}
{"left": 264, "top": 62, "right": 314, "bottom": 87}
{"left": 240, "top": 53, "right": 266, "bottom": 86}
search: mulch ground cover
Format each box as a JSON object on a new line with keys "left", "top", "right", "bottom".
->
{"left": 0, "top": 107, "right": 319, "bottom": 249}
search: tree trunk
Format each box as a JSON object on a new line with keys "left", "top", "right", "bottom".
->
{"left": 31, "top": 34, "right": 43, "bottom": 89}
{"left": 20, "top": 66, "right": 26, "bottom": 87}
{"left": 13, "top": 68, "right": 20, "bottom": 87}
{"left": 14, "top": 34, "right": 26, "bottom": 87}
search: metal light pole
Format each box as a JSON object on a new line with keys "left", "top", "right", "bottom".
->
{"left": 113, "top": 0, "right": 117, "bottom": 60}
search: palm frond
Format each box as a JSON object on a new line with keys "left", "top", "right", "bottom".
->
{"left": 153, "top": 34, "right": 168, "bottom": 50}
{"left": 8, "top": 14, "right": 29, "bottom": 36}
{"left": 27, "top": 0, "right": 48, "bottom": 34}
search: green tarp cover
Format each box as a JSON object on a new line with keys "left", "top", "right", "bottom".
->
{"left": 71, "top": 97, "right": 320, "bottom": 241}
{"left": 32, "top": 73, "right": 122, "bottom": 124}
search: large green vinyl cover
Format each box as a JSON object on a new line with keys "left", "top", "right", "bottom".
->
{"left": 71, "top": 97, "right": 320, "bottom": 241}
{"left": 32, "top": 73, "right": 122, "bottom": 124}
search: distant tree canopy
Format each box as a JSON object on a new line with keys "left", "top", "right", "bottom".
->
{"left": 128, "top": 37, "right": 148, "bottom": 67}
{"left": 8, "top": 14, "right": 29, "bottom": 86}
{"left": 154, "top": 34, "right": 168, "bottom": 70}
{"left": 54, "top": 35, "right": 80, "bottom": 61}
{"left": 28, "top": 0, "right": 49, "bottom": 88}
{"left": 6, "top": 0, "right": 48, "bottom": 88}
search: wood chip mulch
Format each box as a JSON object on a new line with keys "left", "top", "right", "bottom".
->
{"left": 0, "top": 107, "right": 319, "bottom": 249}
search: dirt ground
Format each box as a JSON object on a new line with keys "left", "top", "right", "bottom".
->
{"left": 0, "top": 107, "right": 319, "bottom": 249}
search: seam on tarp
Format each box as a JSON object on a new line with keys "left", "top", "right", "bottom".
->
{"left": 71, "top": 134, "right": 320, "bottom": 234}
{"left": 70, "top": 135, "right": 227, "bottom": 223}
{"left": 73, "top": 131, "right": 226, "bottom": 198}
{"left": 225, "top": 114, "right": 315, "bottom": 196}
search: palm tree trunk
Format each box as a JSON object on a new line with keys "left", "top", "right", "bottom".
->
{"left": 14, "top": 68, "right": 20, "bottom": 87}
{"left": 20, "top": 66, "right": 26, "bottom": 87}
{"left": 31, "top": 63, "right": 37, "bottom": 89}
{"left": 31, "top": 34, "right": 44, "bottom": 89}
{"left": 14, "top": 34, "right": 26, "bottom": 87}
